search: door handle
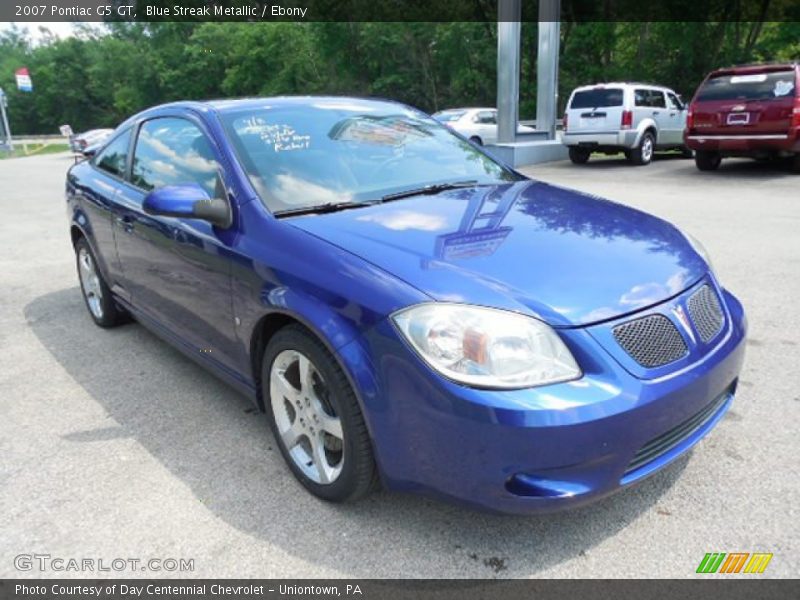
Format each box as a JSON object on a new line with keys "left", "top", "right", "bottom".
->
{"left": 652, "top": 111, "right": 660, "bottom": 116}
{"left": 670, "top": 112, "right": 676, "bottom": 116}
{"left": 115, "top": 215, "right": 134, "bottom": 233}
{"left": 173, "top": 228, "right": 188, "bottom": 244}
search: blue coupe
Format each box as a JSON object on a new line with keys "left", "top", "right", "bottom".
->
{"left": 66, "top": 97, "right": 746, "bottom": 513}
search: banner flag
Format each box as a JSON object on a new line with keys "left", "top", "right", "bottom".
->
{"left": 15, "top": 67, "right": 33, "bottom": 92}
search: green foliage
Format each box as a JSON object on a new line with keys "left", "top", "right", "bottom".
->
{"left": 1, "top": 21, "right": 796, "bottom": 134}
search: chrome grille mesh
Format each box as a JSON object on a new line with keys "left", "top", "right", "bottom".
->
{"left": 687, "top": 285, "right": 724, "bottom": 343}
{"left": 612, "top": 314, "right": 688, "bottom": 368}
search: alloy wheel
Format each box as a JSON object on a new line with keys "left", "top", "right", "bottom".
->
{"left": 78, "top": 247, "right": 104, "bottom": 320}
{"left": 270, "top": 349, "right": 344, "bottom": 485}
{"left": 641, "top": 136, "right": 654, "bottom": 162}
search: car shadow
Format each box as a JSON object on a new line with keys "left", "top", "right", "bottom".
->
{"left": 25, "top": 287, "right": 689, "bottom": 578}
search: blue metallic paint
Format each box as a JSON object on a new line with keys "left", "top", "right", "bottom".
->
{"left": 66, "top": 97, "right": 747, "bottom": 513}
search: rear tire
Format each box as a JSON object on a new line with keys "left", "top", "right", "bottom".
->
{"left": 568, "top": 147, "right": 590, "bottom": 164}
{"left": 469, "top": 136, "right": 483, "bottom": 146}
{"left": 681, "top": 146, "right": 694, "bottom": 158}
{"left": 74, "top": 237, "right": 126, "bottom": 328}
{"left": 262, "top": 325, "right": 378, "bottom": 503}
{"left": 629, "top": 132, "right": 655, "bottom": 165}
{"left": 695, "top": 150, "right": 722, "bottom": 171}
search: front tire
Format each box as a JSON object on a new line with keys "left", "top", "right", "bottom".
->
{"left": 263, "top": 325, "right": 377, "bottom": 502}
{"left": 568, "top": 147, "right": 591, "bottom": 164}
{"left": 629, "top": 132, "right": 655, "bottom": 165}
{"left": 74, "top": 237, "right": 126, "bottom": 328}
{"left": 695, "top": 150, "right": 722, "bottom": 171}
{"left": 469, "top": 136, "right": 483, "bottom": 146}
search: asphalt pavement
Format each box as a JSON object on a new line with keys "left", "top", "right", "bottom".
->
{"left": 1, "top": 151, "right": 798, "bottom": 578}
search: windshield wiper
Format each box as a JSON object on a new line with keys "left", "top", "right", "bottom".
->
{"left": 379, "top": 180, "right": 481, "bottom": 203}
{"left": 274, "top": 201, "right": 368, "bottom": 218}
{"left": 274, "top": 180, "right": 483, "bottom": 217}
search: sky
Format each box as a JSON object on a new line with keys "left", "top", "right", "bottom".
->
{"left": 0, "top": 22, "right": 105, "bottom": 43}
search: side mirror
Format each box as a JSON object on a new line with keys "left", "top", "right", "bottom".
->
{"left": 143, "top": 183, "right": 231, "bottom": 228}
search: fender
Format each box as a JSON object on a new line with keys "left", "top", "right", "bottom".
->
{"left": 241, "top": 298, "right": 386, "bottom": 473}
{"left": 633, "top": 118, "right": 659, "bottom": 146}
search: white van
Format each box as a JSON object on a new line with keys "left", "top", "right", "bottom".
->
{"left": 562, "top": 83, "right": 691, "bottom": 165}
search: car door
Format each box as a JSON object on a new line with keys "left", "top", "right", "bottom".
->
{"left": 666, "top": 92, "right": 688, "bottom": 145}
{"left": 76, "top": 128, "right": 133, "bottom": 303}
{"left": 647, "top": 90, "right": 674, "bottom": 146}
{"left": 474, "top": 110, "right": 498, "bottom": 144}
{"left": 112, "top": 114, "right": 241, "bottom": 374}
{"left": 632, "top": 88, "right": 656, "bottom": 134}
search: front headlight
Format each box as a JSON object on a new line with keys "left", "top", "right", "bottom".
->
{"left": 681, "top": 228, "right": 715, "bottom": 273}
{"left": 391, "top": 303, "right": 581, "bottom": 389}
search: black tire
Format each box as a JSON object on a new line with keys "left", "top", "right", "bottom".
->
{"left": 568, "top": 147, "right": 590, "bottom": 164}
{"left": 791, "top": 154, "right": 800, "bottom": 174}
{"left": 469, "top": 136, "right": 483, "bottom": 146}
{"left": 629, "top": 131, "right": 655, "bottom": 165}
{"left": 262, "top": 324, "right": 378, "bottom": 503}
{"left": 680, "top": 146, "right": 694, "bottom": 158}
{"left": 695, "top": 150, "right": 722, "bottom": 171}
{"left": 74, "top": 237, "right": 127, "bottom": 328}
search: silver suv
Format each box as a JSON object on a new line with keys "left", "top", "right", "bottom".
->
{"left": 562, "top": 83, "right": 690, "bottom": 165}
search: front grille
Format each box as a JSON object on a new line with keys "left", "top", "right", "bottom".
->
{"left": 687, "top": 285, "right": 724, "bottom": 343}
{"left": 613, "top": 314, "right": 688, "bottom": 368}
{"left": 624, "top": 386, "right": 732, "bottom": 476}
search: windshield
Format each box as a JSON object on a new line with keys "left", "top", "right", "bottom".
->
{"left": 433, "top": 110, "right": 467, "bottom": 122}
{"left": 221, "top": 101, "right": 519, "bottom": 213}
{"left": 696, "top": 70, "right": 797, "bottom": 102}
{"left": 569, "top": 88, "right": 624, "bottom": 109}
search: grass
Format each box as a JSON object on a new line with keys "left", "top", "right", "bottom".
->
{"left": 0, "top": 143, "right": 70, "bottom": 159}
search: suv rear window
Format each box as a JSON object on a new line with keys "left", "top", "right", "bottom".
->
{"left": 570, "top": 88, "right": 624, "bottom": 109}
{"left": 696, "top": 70, "right": 797, "bottom": 102}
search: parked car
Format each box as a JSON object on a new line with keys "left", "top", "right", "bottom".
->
{"left": 432, "top": 107, "right": 535, "bottom": 145}
{"left": 69, "top": 128, "right": 113, "bottom": 153}
{"left": 562, "top": 83, "right": 691, "bottom": 165}
{"left": 684, "top": 63, "right": 800, "bottom": 172}
{"left": 66, "top": 97, "right": 745, "bottom": 513}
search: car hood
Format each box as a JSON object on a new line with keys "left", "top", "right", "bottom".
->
{"left": 289, "top": 180, "right": 708, "bottom": 327}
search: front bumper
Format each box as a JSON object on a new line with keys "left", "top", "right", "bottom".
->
{"left": 345, "top": 279, "right": 746, "bottom": 514}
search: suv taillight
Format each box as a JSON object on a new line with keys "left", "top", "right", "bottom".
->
{"left": 686, "top": 107, "right": 695, "bottom": 130}
{"left": 620, "top": 110, "right": 633, "bottom": 129}
{"left": 792, "top": 96, "right": 800, "bottom": 128}
{"left": 563, "top": 113, "right": 568, "bottom": 132}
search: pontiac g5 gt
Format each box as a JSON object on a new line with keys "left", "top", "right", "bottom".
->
{"left": 66, "top": 97, "right": 746, "bottom": 513}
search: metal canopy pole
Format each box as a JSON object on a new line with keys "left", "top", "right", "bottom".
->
{"left": 536, "top": 0, "right": 561, "bottom": 139}
{"left": 496, "top": 0, "right": 521, "bottom": 144}
{"left": 0, "top": 88, "right": 12, "bottom": 151}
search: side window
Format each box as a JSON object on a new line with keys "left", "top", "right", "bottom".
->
{"left": 94, "top": 129, "right": 131, "bottom": 178}
{"left": 474, "top": 111, "right": 496, "bottom": 124}
{"left": 667, "top": 93, "right": 684, "bottom": 110}
{"left": 649, "top": 91, "right": 667, "bottom": 108}
{"left": 131, "top": 117, "right": 220, "bottom": 198}
{"left": 634, "top": 89, "right": 649, "bottom": 107}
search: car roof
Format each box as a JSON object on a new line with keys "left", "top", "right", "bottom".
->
{"left": 571, "top": 82, "right": 676, "bottom": 92}
{"left": 436, "top": 107, "right": 494, "bottom": 113}
{"left": 708, "top": 62, "right": 798, "bottom": 77}
{"left": 142, "top": 96, "right": 415, "bottom": 116}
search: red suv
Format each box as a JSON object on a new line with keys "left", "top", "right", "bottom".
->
{"left": 684, "top": 63, "right": 800, "bottom": 172}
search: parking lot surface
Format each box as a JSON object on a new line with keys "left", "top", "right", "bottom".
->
{"left": 1, "top": 152, "right": 798, "bottom": 578}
